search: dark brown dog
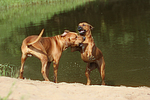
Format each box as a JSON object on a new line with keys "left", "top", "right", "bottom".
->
{"left": 19, "top": 29, "right": 85, "bottom": 83}
{"left": 71, "top": 22, "right": 105, "bottom": 85}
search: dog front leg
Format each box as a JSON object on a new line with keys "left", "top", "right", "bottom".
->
{"left": 87, "top": 44, "right": 96, "bottom": 60}
{"left": 46, "top": 62, "right": 51, "bottom": 79}
{"left": 87, "top": 43, "right": 93, "bottom": 56}
{"left": 41, "top": 57, "right": 49, "bottom": 81}
{"left": 53, "top": 60, "right": 59, "bottom": 83}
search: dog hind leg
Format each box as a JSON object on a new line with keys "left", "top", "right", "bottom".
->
{"left": 85, "top": 63, "right": 97, "bottom": 85}
{"left": 97, "top": 58, "right": 105, "bottom": 85}
{"left": 46, "top": 62, "right": 51, "bottom": 79}
{"left": 19, "top": 53, "right": 27, "bottom": 79}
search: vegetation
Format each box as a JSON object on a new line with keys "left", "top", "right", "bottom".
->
{"left": 0, "top": 0, "right": 64, "bottom": 9}
{"left": 0, "top": 0, "right": 92, "bottom": 10}
{"left": 0, "top": 64, "right": 18, "bottom": 78}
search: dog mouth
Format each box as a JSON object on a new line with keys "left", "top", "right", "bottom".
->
{"left": 79, "top": 30, "right": 86, "bottom": 35}
{"left": 78, "top": 26, "right": 86, "bottom": 35}
{"left": 79, "top": 43, "right": 83, "bottom": 47}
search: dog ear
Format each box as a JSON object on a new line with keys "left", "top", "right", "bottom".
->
{"left": 61, "top": 30, "right": 70, "bottom": 37}
{"left": 64, "top": 30, "right": 70, "bottom": 33}
{"left": 89, "top": 25, "right": 94, "bottom": 30}
{"left": 61, "top": 32, "right": 67, "bottom": 37}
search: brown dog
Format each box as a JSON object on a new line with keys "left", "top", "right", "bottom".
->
{"left": 71, "top": 22, "right": 105, "bottom": 85}
{"left": 19, "top": 29, "right": 85, "bottom": 83}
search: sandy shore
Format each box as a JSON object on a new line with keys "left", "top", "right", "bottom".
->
{"left": 0, "top": 76, "right": 150, "bottom": 100}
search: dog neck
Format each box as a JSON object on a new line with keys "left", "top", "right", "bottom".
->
{"left": 63, "top": 41, "right": 70, "bottom": 51}
{"left": 84, "top": 31, "right": 94, "bottom": 43}
{"left": 52, "top": 35, "right": 68, "bottom": 51}
{"left": 86, "top": 31, "right": 92, "bottom": 37}
{"left": 81, "top": 43, "right": 88, "bottom": 53}
{"left": 59, "top": 36, "right": 70, "bottom": 51}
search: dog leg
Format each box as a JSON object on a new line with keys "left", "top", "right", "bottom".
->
{"left": 19, "top": 53, "right": 27, "bottom": 79}
{"left": 87, "top": 44, "right": 96, "bottom": 60}
{"left": 97, "top": 58, "right": 105, "bottom": 85}
{"left": 85, "top": 65, "right": 91, "bottom": 85}
{"left": 53, "top": 60, "right": 59, "bottom": 83}
{"left": 41, "top": 57, "right": 49, "bottom": 81}
{"left": 46, "top": 62, "right": 51, "bottom": 79}
{"left": 85, "top": 63, "right": 97, "bottom": 85}
{"left": 100, "top": 60, "right": 105, "bottom": 85}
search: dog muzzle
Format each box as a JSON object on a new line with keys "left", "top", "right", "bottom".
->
{"left": 78, "top": 26, "right": 86, "bottom": 35}
{"left": 79, "top": 43, "right": 82, "bottom": 47}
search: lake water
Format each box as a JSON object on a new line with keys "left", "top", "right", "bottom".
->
{"left": 0, "top": 0, "right": 150, "bottom": 86}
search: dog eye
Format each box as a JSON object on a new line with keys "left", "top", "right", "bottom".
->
{"left": 83, "top": 24, "right": 86, "bottom": 26}
{"left": 75, "top": 36, "right": 77, "bottom": 39}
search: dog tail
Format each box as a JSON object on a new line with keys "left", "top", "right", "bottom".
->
{"left": 27, "top": 29, "right": 44, "bottom": 46}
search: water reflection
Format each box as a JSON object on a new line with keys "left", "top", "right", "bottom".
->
{"left": 0, "top": 0, "right": 150, "bottom": 86}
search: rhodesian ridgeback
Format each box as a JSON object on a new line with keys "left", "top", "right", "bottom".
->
{"left": 19, "top": 29, "right": 85, "bottom": 83}
{"left": 71, "top": 22, "right": 105, "bottom": 85}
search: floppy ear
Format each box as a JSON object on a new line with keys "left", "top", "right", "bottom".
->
{"left": 61, "top": 30, "right": 70, "bottom": 37}
{"left": 64, "top": 30, "right": 70, "bottom": 33}
{"left": 61, "top": 32, "right": 67, "bottom": 37}
{"left": 89, "top": 24, "right": 94, "bottom": 30}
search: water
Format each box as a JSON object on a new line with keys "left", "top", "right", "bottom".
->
{"left": 0, "top": 0, "right": 150, "bottom": 86}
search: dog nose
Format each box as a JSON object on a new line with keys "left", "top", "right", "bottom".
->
{"left": 83, "top": 36, "right": 86, "bottom": 41}
{"left": 78, "top": 26, "right": 82, "bottom": 31}
{"left": 79, "top": 43, "right": 83, "bottom": 47}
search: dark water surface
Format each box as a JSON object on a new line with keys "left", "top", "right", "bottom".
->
{"left": 0, "top": 0, "right": 150, "bottom": 86}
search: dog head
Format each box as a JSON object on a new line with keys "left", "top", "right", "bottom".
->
{"left": 61, "top": 30, "right": 86, "bottom": 47}
{"left": 78, "top": 22, "right": 93, "bottom": 36}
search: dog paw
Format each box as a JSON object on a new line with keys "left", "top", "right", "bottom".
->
{"left": 87, "top": 54, "right": 95, "bottom": 60}
{"left": 87, "top": 53, "right": 91, "bottom": 58}
{"left": 89, "top": 56, "right": 96, "bottom": 60}
{"left": 18, "top": 76, "right": 25, "bottom": 79}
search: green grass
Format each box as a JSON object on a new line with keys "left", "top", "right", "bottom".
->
{"left": 0, "top": 64, "right": 18, "bottom": 78}
{"left": 0, "top": 0, "right": 63, "bottom": 9}
{"left": 0, "top": 0, "right": 93, "bottom": 10}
